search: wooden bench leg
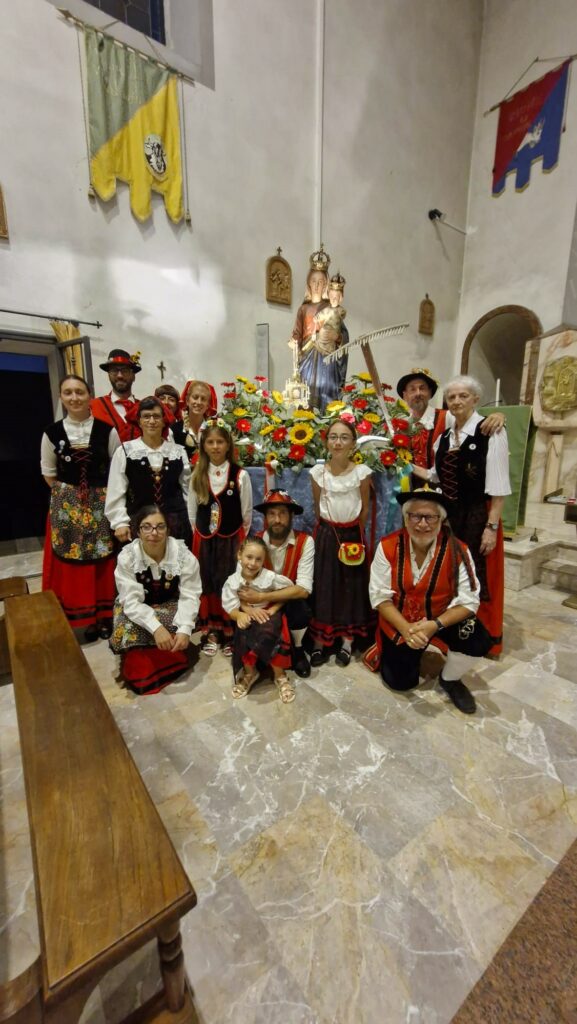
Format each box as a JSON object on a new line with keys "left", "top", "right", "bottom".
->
{"left": 157, "top": 920, "right": 186, "bottom": 1013}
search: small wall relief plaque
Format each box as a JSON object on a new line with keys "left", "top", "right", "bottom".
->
{"left": 266, "top": 247, "right": 292, "bottom": 306}
{"left": 418, "top": 294, "right": 435, "bottom": 336}
{"left": 539, "top": 355, "right": 577, "bottom": 413}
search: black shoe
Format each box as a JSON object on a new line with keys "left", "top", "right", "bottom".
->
{"left": 98, "top": 621, "right": 112, "bottom": 640}
{"left": 335, "top": 647, "right": 351, "bottom": 667}
{"left": 310, "top": 648, "right": 329, "bottom": 667}
{"left": 439, "top": 676, "right": 476, "bottom": 715}
{"left": 293, "top": 648, "right": 311, "bottom": 678}
{"left": 84, "top": 624, "right": 99, "bottom": 643}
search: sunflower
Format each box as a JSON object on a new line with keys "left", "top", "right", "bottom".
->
{"left": 397, "top": 447, "right": 413, "bottom": 463}
{"left": 232, "top": 407, "right": 249, "bottom": 417}
{"left": 353, "top": 451, "right": 364, "bottom": 464}
{"left": 272, "top": 390, "right": 284, "bottom": 403}
{"left": 236, "top": 375, "right": 249, "bottom": 384}
{"left": 270, "top": 414, "right": 282, "bottom": 424}
{"left": 364, "top": 413, "right": 381, "bottom": 424}
{"left": 397, "top": 399, "right": 410, "bottom": 413}
{"left": 289, "top": 423, "right": 314, "bottom": 444}
{"left": 356, "top": 372, "right": 372, "bottom": 382}
{"left": 264, "top": 451, "right": 279, "bottom": 463}
{"left": 293, "top": 409, "right": 316, "bottom": 420}
{"left": 244, "top": 382, "right": 257, "bottom": 393}
{"left": 361, "top": 387, "right": 376, "bottom": 395}
{"left": 259, "top": 424, "right": 275, "bottom": 436}
{"left": 325, "top": 400, "right": 346, "bottom": 414}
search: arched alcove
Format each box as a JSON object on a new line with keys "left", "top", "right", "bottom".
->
{"left": 461, "top": 305, "right": 542, "bottom": 404}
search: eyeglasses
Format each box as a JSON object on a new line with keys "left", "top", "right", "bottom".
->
{"left": 140, "top": 413, "right": 164, "bottom": 422}
{"left": 140, "top": 523, "right": 168, "bottom": 534}
{"left": 406, "top": 513, "right": 441, "bottom": 525}
{"left": 328, "top": 434, "right": 352, "bottom": 443}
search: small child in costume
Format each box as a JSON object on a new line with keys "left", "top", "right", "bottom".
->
{"left": 189, "top": 419, "right": 252, "bottom": 656}
{"left": 222, "top": 537, "right": 296, "bottom": 703}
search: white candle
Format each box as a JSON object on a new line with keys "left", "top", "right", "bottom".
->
{"left": 495, "top": 378, "right": 500, "bottom": 405}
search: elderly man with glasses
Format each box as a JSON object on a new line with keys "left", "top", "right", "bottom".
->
{"left": 368, "top": 488, "right": 492, "bottom": 714}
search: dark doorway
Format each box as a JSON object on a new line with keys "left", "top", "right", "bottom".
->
{"left": 0, "top": 353, "right": 53, "bottom": 542}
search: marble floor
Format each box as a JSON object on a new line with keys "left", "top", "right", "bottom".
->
{"left": 1, "top": 571, "right": 577, "bottom": 1024}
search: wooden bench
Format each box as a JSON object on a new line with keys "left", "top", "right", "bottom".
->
{"left": 1, "top": 590, "right": 198, "bottom": 1024}
{"left": 0, "top": 577, "right": 29, "bottom": 677}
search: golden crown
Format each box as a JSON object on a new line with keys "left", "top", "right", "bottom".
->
{"left": 309, "top": 243, "right": 330, "bottom": 273}
{"left": 329, "top": 271, "right": 346, "bottom": 290}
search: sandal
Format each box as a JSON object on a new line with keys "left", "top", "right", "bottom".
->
{"left": 232, "top": 667, "right": 259, "bottom": 699}
{"left": 275, "top": 674, "right": 296, "bottom": 704}
{"left": 202, "top": 635, "right": 219, "bottom": 657}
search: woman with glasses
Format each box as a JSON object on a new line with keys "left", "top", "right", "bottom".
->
{"left": 110, "top": 505, "right": 201, "bottom": 694}
{"left": 105, "top": 396, "right": 192, "bottom": 545}
{"left": 369, "top": 489, "right": 491, "bottom": 714}
{"left": 308, "top": 414, "right": 373, "bottom": 667}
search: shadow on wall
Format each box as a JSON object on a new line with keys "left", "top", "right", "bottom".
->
{"left": 461, "top": 305, "right": 542, "bottom": 404}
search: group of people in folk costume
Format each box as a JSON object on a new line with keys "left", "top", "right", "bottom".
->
{"left": 41, "top": 348, "right": 509, "bottom": 714}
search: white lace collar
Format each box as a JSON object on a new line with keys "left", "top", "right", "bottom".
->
{"left": 124, "top": 438, "right": 185, "bottom": 461}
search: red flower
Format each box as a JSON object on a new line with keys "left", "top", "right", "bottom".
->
{"left": 221, "top": 381, "right": 236, "bottom": 387}
{"left": 381, "top": 382, "right": 392, "bottom": 390}
{"left": 261, "top": 404, "right": 273, "bottom": 415}
{"left": 236, "top": 418, "right": 252, "bottom": 433}
{"left": 273, "top": 426, "right": 287, "bottom": 442}
{"left": 289, "top": 444, "right": 306, "bottom": 461}
{"left": 343, "top": 384, "right": 356, "bottom": 392}
{"left": 356, "top": 419, "right": 373, "bottom": 435}
{"left": 392, "top": 417, "right": 409, "bottom": 431}
{"left": 261, "top": 390, "right": 270, "bottom": 397}
{"left": 383, "top": 395, "right": 395, "bottom": 403}
{"left": 392, "top": 432, "right": 410, "bottom": 447}
{"left": 246, "top": 444, "right": 255, "bottom": 455}
{"left": 254, "top": 376, "right": 268, "bottom": 382}
{"left": 224, "top": 391, "right": 236, "bottom": 399}
{"left": 380, "top": 450, "right": 396, "bottom": 466}
{"left": 353, "top": 397, "right": 368, "bottom": 410}
{"left": 319, "top": 429, "right": 327, "bottom": 441}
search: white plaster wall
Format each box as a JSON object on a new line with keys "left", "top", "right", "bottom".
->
{"left": 322, "top": 0, "right": 483, "bottom": 392}
{"left": 0, "top": 0, "right": 482, "bottom": 405}
{"left": 0, "top": 0, "right": 317, "bottom": 399}
{"left": 457, "top": 0, "right": 577, "bottom": 355}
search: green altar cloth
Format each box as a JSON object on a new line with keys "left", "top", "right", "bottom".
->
{"left": 480, "top": 404, "right": 535, "bottom": 535}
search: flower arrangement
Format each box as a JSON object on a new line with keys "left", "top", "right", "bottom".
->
{"left": 219, "top": 374, "right": 419, "bottom": 474}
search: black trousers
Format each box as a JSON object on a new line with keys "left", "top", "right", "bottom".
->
{"left": 283, "top": 598, "right": 312, "bottom": 632}
{"left": 380, "top": 617, "right": 492, "bottom": 692}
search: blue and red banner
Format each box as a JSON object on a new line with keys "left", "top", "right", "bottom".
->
{"left": 492, "top": 60, "right": 570, "bottom": 196}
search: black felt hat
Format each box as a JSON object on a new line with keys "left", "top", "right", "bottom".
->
{"left": 396, "top": 368, "right": 438, "bottom": 398}
{"left": 99, "top": 349, "right": 142, "bottom": 373}
{"left": 254, "top": 489, "right": 304, "bottom": 516}
{"left": 396, "top": 487, "right": 452, "bottom": 514}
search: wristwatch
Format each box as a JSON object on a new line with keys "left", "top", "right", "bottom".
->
{"left": 486, "top": 522, "right": 499, "bottom": 531}
{"left": 434, "top": 617, "right": 444, "bottom": 631}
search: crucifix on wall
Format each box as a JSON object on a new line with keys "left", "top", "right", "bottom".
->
{"left": 157, "top": 360, "right": 166, "bottom": 381}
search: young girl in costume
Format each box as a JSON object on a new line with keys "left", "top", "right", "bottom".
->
{"left": 172, "top": 379, "right": 218, "bottom": 463}
{"left": 309, "top": 414, "right": 373, "bottom": 666}
{"left": 222, "top": 537, "right": 295, "bottom": 703}
{"left": 41, "top": 374, "right": 119, "bottom": 642}
{"left": 189, "top": 420, "right": 253, "bottom": 656}
{"left": 111, "top": 505, "right": 201, "bottom": 695}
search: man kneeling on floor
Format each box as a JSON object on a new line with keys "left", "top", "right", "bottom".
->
{"left": 368, "top": 488, "right": 491, "bottom": 714}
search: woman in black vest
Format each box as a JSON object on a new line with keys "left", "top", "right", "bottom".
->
{"left": 41, "top": 374, "right": 119, "bottom": 641}
{"left": 105, "top": 396, "right": 192, "bottom": 546}
{"left": 414, "top": 375, "right": 510, "bottom": 655}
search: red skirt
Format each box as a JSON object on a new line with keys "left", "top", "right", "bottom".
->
{"left": 120, "top": 648, "right": 189, "bottom": 695}
{"left": 476, "top": 524, "right": 504, "bottom": 656}
{"left": 42, "top": 523, "right": 115, "bottom": 629}
{"left": 192, "top": 531, "right": 242, "bottom": 638}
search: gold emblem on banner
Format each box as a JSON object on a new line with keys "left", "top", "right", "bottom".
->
{"left": 539, "top": 356, "right": 577, "bottom": 412}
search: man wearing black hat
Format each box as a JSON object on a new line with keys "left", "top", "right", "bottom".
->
{"left": 368, "top": 488, "right": 492, "bottom": 713}
{"left": 91, "top": 349, "right": 141, "bottom": 443}
{"left": 396, "top": 368, "right": 504, "bottom": 470}
{"left": 239, "top": 490, "right": 314, "bottom": 678}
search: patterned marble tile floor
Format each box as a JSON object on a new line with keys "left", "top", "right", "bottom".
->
{"left": 1, "top": 580, "right": 577, "bottom": 1024}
